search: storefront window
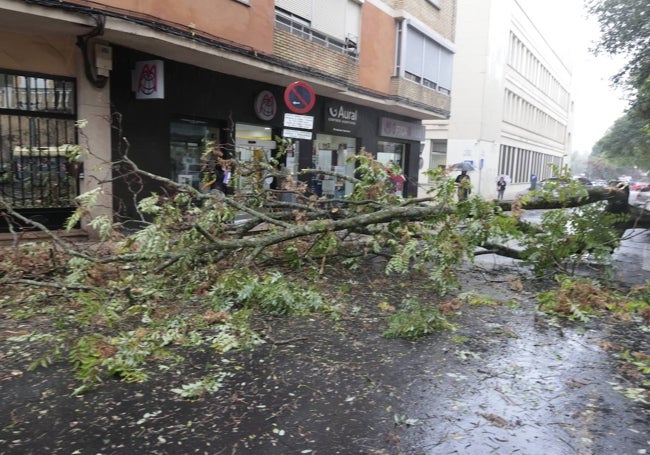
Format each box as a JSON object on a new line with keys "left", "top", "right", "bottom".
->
{"left": 377, "top": 141, "right": 405, "bottom": 170}
{"left": 234, "top": 123, "right": 275, "bottom": 194}
{"left": 169, "top": 119, "right": 219, "bottom": 190}
{"left": 313, "top": 134, "right": 357, "bottom": 198}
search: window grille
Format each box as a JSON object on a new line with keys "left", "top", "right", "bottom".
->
{"left": 498, "top": 144, "right": 564, "bottom": 184}
{"left": 0, "top": 69, "right": 78, "bottom": 211}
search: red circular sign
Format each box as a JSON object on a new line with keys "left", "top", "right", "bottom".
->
{"left": 284, "top": 81, "right": 316, "bottom": 114}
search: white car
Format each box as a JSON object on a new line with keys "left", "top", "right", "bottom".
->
{"left": 628, "top": 182, "right": 650, "bottom": 212}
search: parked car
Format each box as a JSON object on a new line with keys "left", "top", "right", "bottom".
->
{"left": 628, "top": 182, "right": 650, "bottom": 212}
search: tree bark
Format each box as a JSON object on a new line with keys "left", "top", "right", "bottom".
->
{"left": 495, "top": 185, "right": 630, "bottom": 213}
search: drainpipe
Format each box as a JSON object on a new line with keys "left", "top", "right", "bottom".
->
{"left": 76, "top": 13, "right": 109, "bottom": 89}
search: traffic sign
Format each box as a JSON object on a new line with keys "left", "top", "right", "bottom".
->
{"left": 284, "top": 81, "right": 316, "bottom": 114}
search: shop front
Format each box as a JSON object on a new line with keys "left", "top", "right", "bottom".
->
{"left": 310, "top": 102, "right": 424, "bottom": 199}
{"left": 109, "top": 47, "right": 426, "bottom": 220}
{"left": 311, "top": 102, "right": 359, "bottom": 198}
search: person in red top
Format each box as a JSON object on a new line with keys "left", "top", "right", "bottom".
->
{"left": 385, "top": 161, "right": 406, "bottom": 196}
{"left": 388, "top": 170, "right": 406, "bottom": 196}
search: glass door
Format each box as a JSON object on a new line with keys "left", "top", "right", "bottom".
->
{"left": 170, "top": 119, "right": 219, "bottom": 190}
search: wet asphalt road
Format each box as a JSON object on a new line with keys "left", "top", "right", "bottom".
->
{"left": 0, "top": 212, "right": 648, "bottom": 455}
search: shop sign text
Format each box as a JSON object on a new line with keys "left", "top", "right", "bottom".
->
{"left": 324, "top": 102, "right": 359, "bottom": 135}
{"left": 379, "top": 117, "right": 425, "bottom": 141}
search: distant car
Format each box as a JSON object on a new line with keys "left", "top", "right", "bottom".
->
{"left": 539, "top": 176, "right": 592, "bottom": 188}
{"left": 591, "top": 179, "right": 608, "bottom": 187}
{"left": 629, "top": 182, "right": 650, "bottom": 212}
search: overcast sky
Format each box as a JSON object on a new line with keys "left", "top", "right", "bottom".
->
{"left": 521, "top": 0, "right": 629, "bottom": 154}
{"left": 569, "top": 5, "right": 629, "bottom": 154}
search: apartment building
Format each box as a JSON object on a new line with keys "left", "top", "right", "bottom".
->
{"left": 420, "top": 0, "right": 574, "bottom": 200}
{"left": 0, "top": 0, "right": 456, "bottom": 234}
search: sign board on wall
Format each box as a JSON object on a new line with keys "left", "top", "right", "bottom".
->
{"left": 254, "top": 90, "right": 277, "bottom": 121}
{"left": 323, "top": 102, "right": 359, "bottom": 135}
{"left": 283, "top": 128, "right": 312, "bottom": 140}
{"left": 284, "top": 113, "right": 314, "bottom": 130}
{"left": 133, "top": 60, "right": 165, "bottom": 100}
{"left": 379, "top": 117, "right": 425, "bottom": 141}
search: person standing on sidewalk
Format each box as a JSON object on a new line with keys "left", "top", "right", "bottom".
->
{"left": 455, "top": 170, "right": 471, "bottom": 201}
{"left": 497, "top": 176, "right": 507, "bottom": 200}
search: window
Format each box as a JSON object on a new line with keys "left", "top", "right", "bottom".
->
{"left": 428, "top": 139, "right": 447, "bottom": 181}
{"left": 0, "top": 70, "right": 78, "bottom": 210}
{"left": 498, "top": 144, "right": 563, "bottom": 184}
{"left": 169, "top": 119, "right": 220, "bottom": 190}
{"left": 377, "top": 141, "right": 405, "bottom": 169}
{"left": 275, "top": 0, "right": 361, "bottom": 54}
{"left": 400, "top": 21, "right": 454, "bottom": 94}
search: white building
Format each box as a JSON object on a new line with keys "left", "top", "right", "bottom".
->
{"left": 420, "top": 0, "right": 575, "bottom": 200}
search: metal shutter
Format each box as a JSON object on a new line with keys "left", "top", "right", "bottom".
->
{"left": 276, "top": 0, "right": 313, "bottom": 20}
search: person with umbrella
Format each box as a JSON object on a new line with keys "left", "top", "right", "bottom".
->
{"left": 455, "top": 169, "right": 471, "bottom": 201}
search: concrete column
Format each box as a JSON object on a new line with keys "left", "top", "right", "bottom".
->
{"left": 75, "top": 51, "right": 113, "bottom": 240}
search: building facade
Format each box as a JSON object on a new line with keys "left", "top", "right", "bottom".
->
{"left": 420, "top": 0, "right": 574, "bottom": 200}
{"left": 0, "top": 0, "right": 456, "bottom": 234}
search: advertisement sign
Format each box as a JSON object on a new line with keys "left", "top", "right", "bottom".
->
{"left": 323, "top": 102, "right": 359, "bottom": 135}
{"left": 379, "top": 117, "right": 425, "bottom": 141}
{"left": 134, "top": 60, "right": 165, "bottom": 100}
{"left": 254, "top": 90, "right": 277, "bottom": 121}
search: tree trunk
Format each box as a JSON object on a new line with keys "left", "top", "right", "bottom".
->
{"left": 495, "top": 186, "right": 630, "bottom": 213}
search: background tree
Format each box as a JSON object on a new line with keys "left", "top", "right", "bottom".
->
{"left": 587, "top": 0, "right": 650, "bottom": 168}
{"left": 587, "top": 0, "right": 650, "bottom": 107}
{"left": 592, "top": 112, "right": 650, "bottom": 171}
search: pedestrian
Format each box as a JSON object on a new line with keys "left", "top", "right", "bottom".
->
{"left": 387, "top": 165, "right": 407, "bottom": 196}
{"left": 455, "top": 170, "right": 471, "bottom": 201}
{"left": 497, "top": 176, "right": 506, "bottom": 200}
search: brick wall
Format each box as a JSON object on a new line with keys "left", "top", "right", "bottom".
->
{"left": 390, "top": 77, "right": 451, "bottom": 113}
{"left": 385, "top": 0, "right": 456, "bottom": 41}
{"left": 273, "top": 30, "right": 360, "bottom": 85}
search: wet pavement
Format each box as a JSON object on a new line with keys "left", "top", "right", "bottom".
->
{"left": 1, "top": 260, "right": 648, "bottom": 455}
{"left": 0, "top": 211, "right": 648, "bottom": 454}
{"left": 392, "top": 297, "right": 649, "bottom": 455}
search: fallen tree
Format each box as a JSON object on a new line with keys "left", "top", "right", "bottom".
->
{"left": 496, "top": 181, "right": 631, "bottom": 213}
{"left": 1, "top": 145, "right": 638, "bottom": 284}
{"left": 0, "top": 138, "right": 643, "bottom": 392}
